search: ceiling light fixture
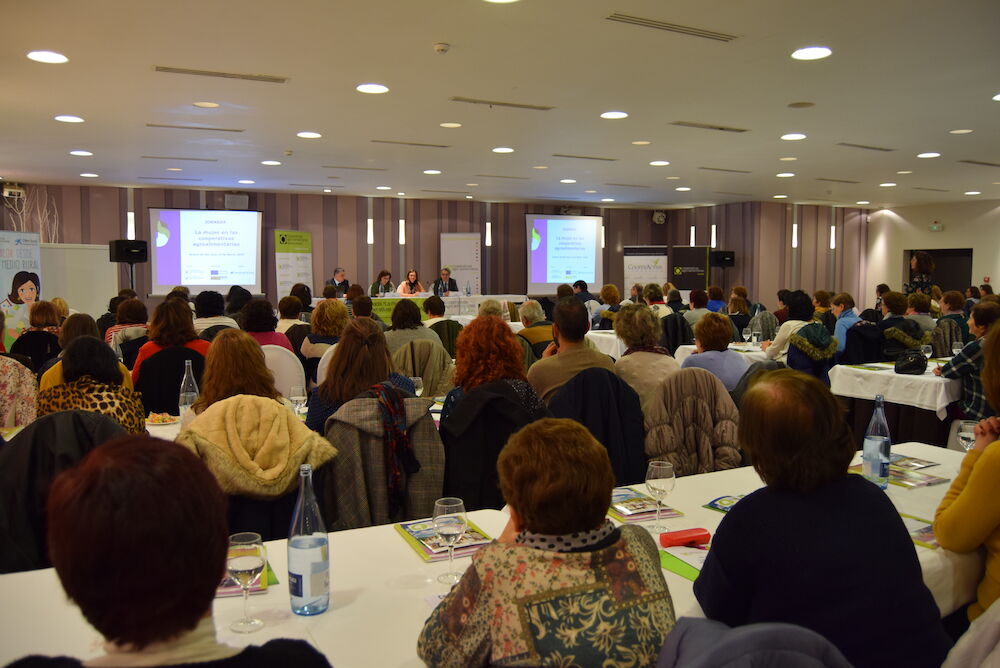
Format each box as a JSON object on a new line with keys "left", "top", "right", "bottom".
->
{"left": 465, "top": 195, "right": 473, "bottom": 199}
{"left": 376, "top": 186, "right": 391, "bottom": 190}
{"left": 649, "top": 160, "right": 670, "bottom": 166}
{"left": 261, "top": 160, "right": 282, "bottom": 166}
{"left": 896, "top": 170, "right": 913, "bottom": 174}
{"left": 55, "top": 115, "right": 84, "bottom": 123}
{"left": 484, "top": 0, "right": 520, "bottom": 3}
{"left": 781, "top": 133, "right": 806, "bottom": 141}
{"left": 631, "top": 140, "right": 651, "bottom": 146}
{"left": 917, "top": 152, "right": 941, "bottom": 158}
{"left": 675, "top": 187, "right": 691, "bottom": 192}
{"left": 780, "top": 157, "right": 797, "bottom": 161}
{"left": 238, "top": 179, "right": 255, "bottom": 184}
{"left": 397, "top": 192, "right": 405, "bottom": 196}
{"left": 492, "top": 147, "right": 514, "bottom": 153}
{"left": 949, "top": 129, "right": 973, "bottom": 134}
{"left": 440, "top": 122, "right": 462, "bottom": 128}
{"left": 600, "top": 111, "right": 628, "bottom": 120}
{"left": 585, "top": 190, "right": 597, "bottom": 194}
{"left": 879, "top": 182, "right": 897, "bottom": 187}
{"left": 791, "top": 46, "right": 832, "bottom": 60}
{"left": 466, "top": 183, "right": 479, "bottom": 187}
{"left": 560, "top": 179, "right": 577, "bottom": 184}
{"left": 166, "top": 168, "right": 182, "bottom": 172}
{"left": 993, "top": 93, "right": 1000, "bottom": 102}
{"left": 423, "top": 169, "right": 441, "bottom": 175}
{"left": 856, "top": 200, "right": 870, "bottom": 205}
{"left": 356, "top": 83, "right": 389, "bottom": 94}
{"left": 965, "top": 191, "right": 982, "bottom": 195}
{"left": 323, "top": 189, "right": 332, "bottom": 193}
{"left": 532, "top": 165, "right": 548, "bottom": 170}
{"left": 27, "top": 50, "right": 68, "bottom": 64}
{"left": 79, "top": 173, "right": 99, "bottom": 178}
{"left": 193, "top": 102, "right": 220, "bottom": 108}
{"left": 601, "top": 198, "right": 615, "bottom": 202}
{"left": 665, "top": 176, "right": 680, "bottom": 180}
{"left": 69, "top": 150, "right": 93, "bottom": 157}
{"left": 776, "top": 172, "right": 795, "bottom": 178}
{"left": 297, "top": 131, "right": 322, "bottom": 139}
{"left": 773, "top": 194, "right": 788, "bottom": 199}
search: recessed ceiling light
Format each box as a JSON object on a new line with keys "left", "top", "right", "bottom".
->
{"left": 484, "top": 0, "right": 519, "bottom": 3}
{"left": 376, "top": 186, "right": 391, "bottom": 190}
{"left": 601, "top": 198, "right": 615, "bottom": 202}
{"left": 772, "top": 194, "right": 788, "bottom": 199}
{"left": 27, "top": 50, "right": 68, "bottom": 64}
{"left": 993, "top": 93, "right": 1000, "bottom": 101}
{"left": 79, "top": 173, "right": 99, "bottom": 178}
{"left": 397, "top": 192, "right": 405, "bottom": 196}
{"left": 965, "top": 191, "right": 982, "bottom": 195}
{"left": 465, "top": 195, "right": 473, "bottom": 199}
{"left": 600, "top": 111, "right": 628, "bottom": 120}
{"left": 166, "top": 168, "right": 182, "bottom": 172}
{"left": 55, "top": 115, "right": 84, "bottom": 123}
{"left": 261, "top": 160, "right": 282, "bottom": 166}
{"left": 69, "top": 150, "right": 93, "bottom": 157}
{"left": 192, "top": 102, "right": 219, "bottom": 109}
{"left": 631, "top": 140, "right": 651, "bottom": 146}
{"left": 675, "top": 187, "right": 691, "bottom": 192}
{"left": 896, "top": 170, "right": 913, "bottom": 175}
{"left": 356, "top": 83, "right": 389, "bottom": 94}
{"left": 917, "top": 152, "right": 940, "bottom": 158}
{"left": 560, "top": 179, "right": 577, "bottom": 184}
{"left": 779, "top": 157, "right": 797, "bottom": 161}
{"left": 297, "top": 131, "right": 322, "bottom": 139}
{"left": 776, "top": 172, "right": 795, "bottom": 178}
{"left": 856, "top": 200, "right": 870, "bottom": 205}
{"left": 440, "top": 122, "right": 462, "bottom": 128}
{"left": 781, "top": 133, "right": 806, "bottom": 141}
{"left": 238, "top": 179, "right": 255, "bottom": 184}
{"left": 423, "top": 169, "right": 441, "bottom": 175}
{"left": 466, "top": 183, "right": 479, "bottom": 187}
{"left": 791, "top": 46, "right": 832, "bottom": 61}
{"left": 492, "top": 147, "right": 514, "bottom": 153}
{"left": 665, "top": 176, "right": 680, "bottom": 180}
{"left": 879, "top": 182, "right": 897, "bottom": 187}
{"left": 649, "top": 160, "right": 670, "bottom": 167}
{"left": 323, "top": 189, "right": 332, "bottom": 193}
{"left": 584, "top": 190, "right": 597, "bottom": 194}
{"left": 532, "top": 165, "right": 548, "bottom": 170}
{"left": 949, "top": 129, "right": 973, "bottom": 135}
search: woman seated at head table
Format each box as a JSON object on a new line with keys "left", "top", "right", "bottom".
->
{"left": 369, "top": 269, "right": 395, "bottom": 297}
{"left": 36, "top": 336, "right": 146, "bottom": 434}
{"left": 181, "top": 329, "right": 293, "bottom": 428}
{"left": 934, "top": 330, "right": 1000, "bottom": 636}
{"left": 418, "top": 418, "right": 675, "bottom": 667}
{"left": 933, "top": 302, "right": 1000, "bottom": 422}
{"left": 304, "top": 318, "right": 414, "bottom": 434}
{"left": 680, "top": 311, "right": 750, "bottom": 392}
{"left": 39, "top": 314, "right": 133, "bottom": 391}
{"left": 693, "top": 368, "right": 951, "bottom": 668}
{"left": 397, "top": 269, "right": 425, "bottom": 296}
{"left": 6, "top": 436, "right": 331, "bottom": 668}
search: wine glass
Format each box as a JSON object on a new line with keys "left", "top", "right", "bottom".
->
{"left": 741, "top": 327, "right": 751, "bottom": 344}
{"left": 952, "top": 341, "right": 964, "bottom": 357}
{"left": 920, "top": 344, "right": 933, "bottom": 368}
{"left": 957, "top": 420, "right": 978, "bottom": 451}
{"left": 433, "top": 497, "right": 467, "bottom": 585}
{"left": 289, "top": 385, "right": 307, "bottom": 415}
{"left": 645, "top": 461, "right": 676, "bottom": 534}
{"left": 227, "top": 532, "right": 266, "bottom": 633}
{"left": 410, "top": 377, "right": 424, "bottom": 397}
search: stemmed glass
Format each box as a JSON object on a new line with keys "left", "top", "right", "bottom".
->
{"left": 433, "top": 497, "right": 467, "bottom": 585}
{"left": 741, "top": 327, "right": 752, "bottom": 344}
{"left": 289, "top": 385, "right": 307, "bottom": 415}
{"left": 952, "top": 341, "right": 964, "bottom": 357}
{"left": 227, "top": 532, "right": 266, "bottom": 633}
{"left": 957, "top": 420, "right": 978, "bottom": 451}
{"left": 920, "top": 344, "right": 933, "bottom": 369}
{"left": 645, "top": 461, "right": 676, "bottom": 534}
{"left": 410, "top": 377, "right": 424, "bottom": 397}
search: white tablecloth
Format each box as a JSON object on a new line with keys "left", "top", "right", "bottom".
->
{"left": 674, "top": 344, "right": 769, "bottom": 366}
{"left": 146, "top": 421, "right": 182, "bottom": 441}
{"left": 829, "top": 363, "right": 962, "bottom": 419}
{"left": 449, "top": 316, "right": 524, "bottom": 334}
{"left": 586, "top": 331, "right": 627, "bottom": 359}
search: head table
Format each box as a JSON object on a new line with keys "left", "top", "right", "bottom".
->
{"left": 0, "top": 443, "right": 978, "bottom": 667}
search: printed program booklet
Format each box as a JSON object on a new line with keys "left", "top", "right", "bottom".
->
{"left": 899, "top": 513, "right": 939, "bottom": 549}
{"left": 607, "top": 487, "right": 683, "bottom": 523}
{"left": 848, "top": 464, "right": 949, "bottom": 488}
{"left": 396, "top": 519, "right": 492, "bottom": 562}
{"left": 703, "top": 495, "right": 745, "bottom": 513}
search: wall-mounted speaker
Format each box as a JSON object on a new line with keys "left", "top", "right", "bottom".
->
{"left": 710, "top": 250, "right": 735, "bottom": 267}
{"left": 109, "top": 239, "right": 148, "bottom": 264}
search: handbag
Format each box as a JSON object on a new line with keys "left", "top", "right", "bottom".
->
{"left": 894, "top": 349, "right": 927, "bottom": 375}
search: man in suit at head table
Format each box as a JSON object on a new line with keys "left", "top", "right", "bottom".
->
{"left": 431, "top": 267, "right": 459, "bottom": 297}
{"left": 325, "top": 267, "right": 349, "bottom": 296}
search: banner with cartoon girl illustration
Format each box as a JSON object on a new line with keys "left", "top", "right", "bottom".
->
{"left": 0, "top": 231, "right": 42, "bottom": 350}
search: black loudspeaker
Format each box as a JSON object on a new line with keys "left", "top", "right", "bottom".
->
{"left": 710, "top": 250, "right": 735, "bottom": 267}
{"left": 109, "top": 240, "right": 148, "bottom": 264}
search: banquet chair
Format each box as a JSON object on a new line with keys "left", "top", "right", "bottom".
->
{"left": 316, "top": 344, "right": 337, "bottom": 386}
{"left": 729, "top": 360, "right": 785, "bottom": 407}
{"left": 882, "top": 318, "right": 930, "bottom": 361}
{"left": 931, "top": 317, "right": 961, "bottom": 358}
{"left": 549, "top": 368, "right": 646, "bottom": 486}
{"left": 748, "top": 311, "right": 779, "bottom": 342}
{"left": 659, "top": 312, "right": 694, "bottom": 355}
{"left": 199, "top": 323, "right": 234, "bottom": 342}
{"left": 428, "top": 319, "right": 463, "bottom": 358}
{"left": 134, "top": 346, "right": 205, "bottom": 414}
{"left": 0, "top": 411, "right": 125, "bottom": 573}
{"left": 839, "top": 322, "right": 883, "bottom": 364}
{"left": 283, "top": 323, "right": 310, "bottom": 364}
{"left": 324, "top": 390, "right": 444, "bottom": 529}
{"left": 117, "top": 335, "right": 147, "bottom": 370}
{"left": 859, "top": 308, "right": 883, "bottom": 324}
{"left": 261, "top": 344, "right": 306, "bottom": 399}
{"left": 391, "top": 339, "right": 454, "bottom": 397}
{"left": 9, "top": 330, "right": 60, "bottom": 372}
{"left": 644, "top": 368, "right": 742, "bottom": 477}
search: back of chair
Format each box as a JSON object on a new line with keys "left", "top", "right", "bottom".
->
{"left": 390, "top": 339, "right": 453, "bottom": 397}
{"left": 659, "top": 312, "right": 694, "bottom": 355}
{"left": 199, "top": 324, "right": 233, "bottom": 342}
{"left": 118, "top": 335, "right": 148, "bottom": 370}
{"left": 859, "top": 308, "right": 883, "bottom": 324}
{"left": 729, "top": 360, "right": 786, "bottom": 407}
{"left": 428, "top": 319, "right": 463, "bottom": 358}
{"left": 882, "top": 319, "right": 930, "bottom": 361}
{"left": 748, "top": 311, "right": 779, "bottom": 342}
{"left": 840, "top": 323, "right": 883, "bottom": 364}
{"left": 9, "top": 331, "right": 60, "bottom": 372}
{"left": 316, "top": 344, "right": 337, "bottom": 386}
{"left": 284, "top": 323, "right": 310, "bottom": 362}
{"left": 261, "top": 344, "right": 306, "bottom": 399}
{"left": 931, "top": 317, "right": 961, "bottom": 358}
{"left": 786, "top": 344, "right": 833, "bottom": 386}
{"left": 134, "top": 346, "right": 206, "bottom": 414}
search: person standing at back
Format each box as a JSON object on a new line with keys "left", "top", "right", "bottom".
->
{"left": 526, "top": 297, "right": 614, "bottom": 404}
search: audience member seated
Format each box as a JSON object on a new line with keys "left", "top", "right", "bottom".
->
{"left": 694, "top": 369, "right": 952, "bottom": 668}
{"left": 785, "top": 321, "right": 837, "bottom": 384}
{"left": 95, "top": 295, "right": 125, "bottom": 340}
{"left": 875, "top": 282, "right": 891, "bottom": 311}
{"left": 572, "top": 279, "right": 596, "bottom": 303}
{"left": 681, "top": 312, "right": 751, "bottom": 391}
{"left": 906, "top": 292, "right": 936, "bottom": 332}
{"left": 748, "top": 308, "right": 779, "bottom": 343}
{"left": 706, "top": 286, "right": 726, "bottom": 313}
{"left": 812, "top": 290, "right": 836, "bottom": 335}
{"left": 276, "top": 296, "right": 303, "bottom": 334}
{"left": 731, "top": 285, "right": 764, "bottom": 317}
{"left": 773, "top": 289, "right": 790, "bottom": 324}
{"left": 628, "top": 282, "right": 644, "bottom": 304}
{"left": 941, "top": 290, "right": 973, "bottom": 343}
{"left": 418, "top": 418, "right": 675, "bottom": 667}
{"left": 240, "top": 298, "right": 293, "bottom": 352}
{"left": 384, "top": 299, "right": 442, "bottom": 355}
{"left": 392, "top": 338, "right": 455, "bottom": 398}
{"left": 351, "top": 295, "right": 387, "bottom": 331}
{"left": 10, "top": 436, "right": 333, "bottom": 667}
{"left": 422, "top": 295, "right": 447, "bottom": 328}
{"left": 290, "top": 282, "right": 314, "bottom": 319}
{"left": 0, "top": 354, "right": 37, "bottom": 428}
{"left": 50, "top": 297, "right": 71, "bottom": 324}
{"left": 477, "top": 299, "right": 504, "bottom": 317}
{"left": 762, "top": 289, "right": 812, "bottom": 363}
{"left": 369, "top": 269, "right": 395, "bottom": 297}
{"left": 683, "top": 289, "right": 710, "bottom": 328}
{"left": 643, "top": 283, "right": 673, "bottom": 320}
{"left": 831, "top": 292, "right": 861, "bottom": 354}
{"left": 930, "top": 285, "right": 944, "bottom": 317}
{"left": 526, "top": 297, "right": 614, "bottom": 404}
{"left": 131, "top": 298, "right": 210, "bottom": 384}
{"left": 398, "top": 269, "right": 425, "bottom": 296}
{"left": 11, "top": 301, "right": 62, "bottom": 370}
{"left": 105, "top": 298, "right": 149, "bottom": 348}
{"left": 727, "top": 296, "right": 751, "bottom": 336}
{"left": 935, "top": 330, "right": 1000, "bottom": 634}
{"left": 322, "top": 284, "right": 339, "bottom": 300}
{"left": 612, "top": 303, "right": 680, "bottom": 411}
{"left": 933, "top": 302, "right": 1000, "bottom": 421}
{"left": 192, "top": 290, "right": 238, "bottom": 337}
{"left": 592, "top": 284, "right": 622, "bottom": 330}
{"left": 40, "top": 315, "right": 133, "bottom": 392}
{"left": 877, "top": 290, "right": 908, "bottom": 332}
{"left": 36, "top": 337, "right": 145, "bottom": 434}
{"left": 879, "top": 290, "right": 930, "bottom": 360}
{"left": 965, "top": 285, "right": 982, "bottom": 317}
{"left": 305, "top": 318, "right": 414, "bottom": 434}
{"left": 300, "top": 299, "right": 348, "bottom": 381}
{"left": 224, "top": 285, "right": 252, "bottom": 325}
{"left": 665, "top": 288, "right": 686, "bottom": 313}
{"left": 517, "top": 299, "right": 554, "bottom": 360}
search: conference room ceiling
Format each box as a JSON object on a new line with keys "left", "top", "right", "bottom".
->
{"left": 2, "top": 0, "right": 998, "bottom": 209}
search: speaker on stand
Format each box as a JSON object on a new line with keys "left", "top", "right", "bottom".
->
{"left": 710, "top": 250, "right": 736, "bottom": 289}
{"left": 109, "top": 240, "right": 149, "bottom": 292}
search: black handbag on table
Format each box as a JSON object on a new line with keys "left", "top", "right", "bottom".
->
{"left": 894, "top": 349, "right": 927, "bottom": 375}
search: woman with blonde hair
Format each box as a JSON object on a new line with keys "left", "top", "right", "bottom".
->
{"left": 301, "top": 299, "right": 349, "bottom": 360}
{"left": 50, "top": 297, "right": 70, "bottom": 324}
{"left": 593, "top": 284, "right": 622, "bottom": 330}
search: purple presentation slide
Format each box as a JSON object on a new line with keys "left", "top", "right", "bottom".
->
{"left": 155, "top": 209, "right": 182, "bottom": 285}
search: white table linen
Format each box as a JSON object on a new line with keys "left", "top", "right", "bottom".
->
{"left": 829, "top": 363, "right": 961, "bottom": 419}
{"left": 585, "top": 331, "right": 628, "bottom": 359}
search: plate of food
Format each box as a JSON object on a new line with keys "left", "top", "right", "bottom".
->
{"left": 147, "top": 412, "right": 180, "bottom": 425}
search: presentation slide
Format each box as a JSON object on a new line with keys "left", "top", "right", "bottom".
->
{"left": 148, "top": 208, "right": 262, "bottom": 295}
{"left": 525, "top": 214, "right": 603, "bottom": 294}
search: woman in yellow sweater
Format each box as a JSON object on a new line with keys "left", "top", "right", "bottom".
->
{"left": 934, "top": 330, "right": 1000, "bottom": 627}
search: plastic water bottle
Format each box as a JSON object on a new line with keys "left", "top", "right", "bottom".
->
{"left": 178, "top": 359, "right": 198, "bottom": 420}
{"left": 288, "top": 464, "right": 330, "bottom": 615}
{"left": 862, "top": 394, "right": 891, "bottom": 489}
{"left": 465, "top": 281, "right": 472, "bottom": 297}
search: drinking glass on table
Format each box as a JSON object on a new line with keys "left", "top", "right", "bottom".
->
{"left": 952, "top": 341, "right": 964, "bottom": 357}
{"left": 742, "top": 327, "right": 752, "bottom": 343}
{"left": 751, "top": 329, "right": 762, "bottom": 346}
{"left": 289, "top": 385, "right": 307, "bottom": 415}
{"left": 410, "top": 377, "right": 424, "bottom": 397}
{"left": 433, "top": 497, "right": 467, "bottom": 585}
{"left": 227, "top": 532, "right": 266, "bottom": 633}
{"left": 957, "top": 420, "right": 978, "bottom": 451}
{"left": 645, "top": 461, "right": 676, "bottom": 534}
{"left": 920, "top": 344, "right": 933, "bottom": 367}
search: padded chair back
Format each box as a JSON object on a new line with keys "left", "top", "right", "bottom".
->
{"left": 729, "top": 360, "right": 786, "bottom": 407}
{"left": 859, "top": 308, "right": 883, "bottom": 324}
{"left": 118, "top": 335, "right": 148, "bottom": 370}
{"left": 134, "top": 346, "right": 205, "bottom": 414}
{"left": 391, "top": 339, "right": 454, "bottom": 397}
{"left": 199, "top": 324, "right": 233, "bottom": 342}
{"left": 428, "top": 319, "right": 463, "bottom": 358}
{"left": 9, "top": 331, "right": 60, "bottom": 372}
{"left": 227, "top": 464, "right": 332, "bottom": 541}
{"left": 659, "top": 312, "right": 694, "bottom": 355}
{"left": 931, "top": 317, "right": 961, "bottom": 358}
{"left": 283, "top": 323, "right": 310, "bottom": 361}
{"left": 316, "top": 344, "right": 337, "bottom": 386}
{"left": 786, "top": 344, "right": 833, "bottom": 386}
{"left": 748, "top": 311, "right": 779, "bottom": 342}
{"left": 840, "top": 323, "right": 883, "bottom": 364}
{"left": 882, "top": 318, "right": 930, "bottom": 361}
{"left": 261, "top": 344, "right": 306, "bottom": 399}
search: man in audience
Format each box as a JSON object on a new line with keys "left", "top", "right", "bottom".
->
{"left": 276, "top": 296, "right": 303, "bottom": 333}
{"left": 351, "top": 295, "right": 387, "bottom": 331}
{"left": 812, "top": 290, "right": 836, "bottom": 334}
{"left": 322, "top": 284, "right": 339, "bottom": 300}
{"left": 773, "top": 289, "right": 790, "bottom": 324}
{"left": 877, "top": 291, "right": 908, "bottom": 332}
{"left": 642, "top": 283, "right": 673, "bottom": 320}
{"left": 422, "top": 295, "right": 447, "bottom": 328}
{"left": 683, "top": 289, "right": 710, "bottom": 328}
{"left": 326, "top": 267, "right": 349, "bottom": 295}
{"left": 681, "top": 312, "right": 750, "bottom": 391}
{"left": 941, "top": 290, "right": 972, "bottom": 342}
{"left": 517, "top": 299, "right": 554, "bottom": 360}
{"left": 665, "top": 288, "right": 687, "bottom": 313}
{"left": 527, "top": 297, "right": 614, "bottom": 403}
{"left": 906, "top": 293, "right": 936, "bottom": 332}
{"left": 96, "top": 295, "right": 126, "bottom": 340}
{"left": 430, "top": 267, "right": 459, "bottom": 296}
{"left": 192, "top": 290, "right": 239, "bottom": 335}
{"left": 982, "top": 284, "right": 994, "bottom": 296}
{"left": 118, "top": 288, "right": 137, "bottom": 299}
{"left": 556, "top": 283, "right": 574, "bottom": 300}
{"left": 831, "top": 292, "right": 861, "bottom": 354}
{"left": 572, "top": 280, "right": 597, "bottom": 303}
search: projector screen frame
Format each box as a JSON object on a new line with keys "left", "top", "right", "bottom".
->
{"left": 524, "top": 213, "right": 604, "bottom": 295}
